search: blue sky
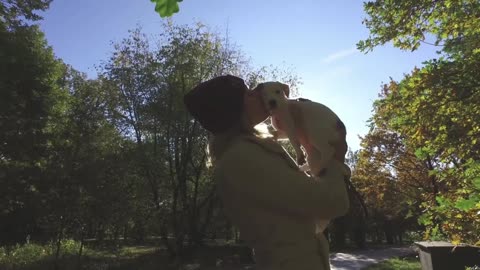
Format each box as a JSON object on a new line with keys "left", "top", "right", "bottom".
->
{"left": 38, "top": 0, "right": 440, "bottom": 151}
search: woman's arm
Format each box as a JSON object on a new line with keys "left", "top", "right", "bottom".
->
{"left": 217, "top": 138, "right": 349, "bottom": 219}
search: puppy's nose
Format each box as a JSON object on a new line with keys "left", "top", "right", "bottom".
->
{"left": 269, "top": 100, "right": 277, "bottom": 109}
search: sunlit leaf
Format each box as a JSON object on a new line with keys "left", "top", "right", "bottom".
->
{"left": 451, "top": 235, "right": 461, "bottom": 245}
{"left": 150, "top": 0, "right": 181, "bottom": 17}
{"left": 418, "top": 214, "right": 432, "bottom": 226}
{"left": 473, "top": 178, "right": 480, "bottom": 190}
{"left": 414, "top": 147, "right": 428, "bottom": 160}
{"left": 455, "top": 198, "right": 477, "bottom": 211}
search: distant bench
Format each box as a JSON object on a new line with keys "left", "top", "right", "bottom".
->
{"left": 415, "top": 241, "right": 480, "bottom": 270}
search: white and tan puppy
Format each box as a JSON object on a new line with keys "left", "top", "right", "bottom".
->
{"left": 254, "top": 81, "right": 351, "bottom": 233}
{"left": 254, "top": 81, "right": 350, "bottom": 176}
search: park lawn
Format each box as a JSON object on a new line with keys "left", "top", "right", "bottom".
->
{"left": 363, "top": 256, "right": 421, "bottom": 270}
{"left": 0, "top": 241, "right": 254, "bottom": 270}
{"left": 0, "top": 243, "right": 169, "bottom": 270}
{"left": 2, "top": 241, "right": 424, "bottom": 270}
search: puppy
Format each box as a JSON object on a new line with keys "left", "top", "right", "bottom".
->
{"left": 254, "top": 81, "right": 350, "bottom": 176}
{"left": 253, "top": 81, "right": 351, "bottom": 233}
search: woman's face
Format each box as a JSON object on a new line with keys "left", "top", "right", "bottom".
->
{"left": 243, "top": 89, "right": 269, "bottom": 127}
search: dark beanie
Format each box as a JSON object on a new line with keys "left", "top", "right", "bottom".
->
{"left": 183, "top": 75, "right": 247, "bottom": 134}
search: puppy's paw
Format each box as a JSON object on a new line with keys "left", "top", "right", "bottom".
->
{"left": 296, "top": 154, "right": 306, "bottom": 166}
{"left": 299, "top": 163, "right": 310, "bottom": 172}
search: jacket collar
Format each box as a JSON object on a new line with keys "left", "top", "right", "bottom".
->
{"left": 241, "top": 135, "right": 300, "bottom": 170}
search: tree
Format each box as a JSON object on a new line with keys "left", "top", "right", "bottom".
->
{"left": 100, "top": 26, "right": 167, "bottom": 244}
{"left": 354, "top": 125, "right": 430, "bottom": 244}
{"left": 0, "top": 0, "right": 53, "bottom": 29}
{"left": 100, "top": 21, "right": 302, "bottom": 262}
{"left": 369, "top": 59, "right": 479, "bottom": 244}
{"left": 99, "top": 22, "right": 220, "bottom": 259}
{"left": 353, "top": 58, "right": 480, "bottom": 244}
{"left": 357, "top": 0, "right": 480, "bottom": 54}
{"left": 0, "top": 19, "right": 64, "bottom": 244}
{"left": 358, "top": 0, "right": 480, "bottom": 245}
{"left": 0, "top": 0, "right": 143, "bottom": 253}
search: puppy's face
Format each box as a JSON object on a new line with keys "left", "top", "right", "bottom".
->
{"left": 253, "top": 82, "right": 290, "bottom": 112}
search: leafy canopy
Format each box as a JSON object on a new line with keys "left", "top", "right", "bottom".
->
{"left": 357, "top": 0, "right": 480, "bottom": 54}
{"left": 358, "top": 0, "right": 480, "bottom": 245}
{"left": 0, "top": 0, "right": 52, "bottom": 28}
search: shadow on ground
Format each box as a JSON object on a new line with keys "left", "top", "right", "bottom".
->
{"left": 330, "top": 246, "right": 417, "bottom": 270}
{"left": 2, "top": 244, "right": 417, "bottom": 270}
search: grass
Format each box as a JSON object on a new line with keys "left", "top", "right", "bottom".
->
{"left": 2, "top": 240, "right": 425, "bottom": 270}
{"left": 0, "top": 241, "right": 166, "bottom": 270}
{"left": 0, "top": 240, "right": 255, "bottom": 270}
{"left": 363, "top": 256, "right": 422, "bottom": 270}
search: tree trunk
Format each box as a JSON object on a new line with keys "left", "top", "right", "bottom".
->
{"left": 53, "top": 222, "right": 64, "bottom": 270}
{"left": 332, "top": 216, "right": 347, "bottom": 249}
{"left": 76, "top": 230, "right": 85, "bottom": 270}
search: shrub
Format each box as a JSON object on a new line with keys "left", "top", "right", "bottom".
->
{"left": 0, "top": 239, "right": 83, "bottom": 268}
{"left": 1, "top": 243, "right": 50, "bottom": 266}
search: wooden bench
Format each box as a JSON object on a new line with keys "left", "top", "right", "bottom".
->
{"left": 415, "top": 241, "right": 480, "bottom": 270}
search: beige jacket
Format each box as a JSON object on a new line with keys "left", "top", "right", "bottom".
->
{"left": 215, "top": 135, "right": 350, "bottom": 270}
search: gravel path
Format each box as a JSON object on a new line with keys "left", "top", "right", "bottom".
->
{"left": 329, "top": 246, "right": 417, "bottom": 270}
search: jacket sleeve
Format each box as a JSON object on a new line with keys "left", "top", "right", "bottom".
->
{"left": 217, "top": 138, "right": 349, "bottom": 219}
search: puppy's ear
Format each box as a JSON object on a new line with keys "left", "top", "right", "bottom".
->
{"left": 252, "top": 83, "right": 265, "bottom": 93}
{"left": 283, "top": 84, "right": 290, "bottom": 98}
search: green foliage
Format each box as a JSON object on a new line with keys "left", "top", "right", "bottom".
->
{"left": 0, "top": 0, "right": 53, "bottom": 28}
{"left": 473, "top": 178, "right": 480, "bottom": 190}
{"left": 1, "top": 243, "right": 49, "bottom": 266}
{"left": 0, "top": 240, "right": 84, "bottom": 267}
{"left": 98, "top": 21, "right": 301, "bottom": 257}
{"left": 2, "top": 0, "right": 304, "bottom": 262}
{"left": 358, "top": 0, "right": 480, "bottom": 54}
{"left": 455, "top": 197, "right": 477, "bottom": 211}
{"left": 150, "top": 0, "right": 183, "bottom": 17}
{"left": 357, "top": 0, "right": 480, "bottom": 244}
{"left": 404, "top": 231, "right": 424, "bottom": 242}
{"left": 354, "top": 126, "right": 426, "bottom": 245}
{"left": 364, "top": 256, "right": 421, "bottom": 270}
{"left": 0, "top": 24, "right": 60, "bottom": 160}
{"left": 0, "top": 21, "right": 67, "bottom": 243}
{"left": 364, "top": 54, "right": 480, "bottom": 244}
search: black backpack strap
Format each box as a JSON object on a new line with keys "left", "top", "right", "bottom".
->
{"left": 296, "top": 98, "right": 311, "bottom": 102}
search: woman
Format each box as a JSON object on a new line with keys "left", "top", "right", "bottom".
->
{"left": 183, "top": 75, "right": 349, "bottom": 270}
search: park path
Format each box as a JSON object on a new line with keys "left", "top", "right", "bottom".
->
{"left": 329, "top": 246, "right": 417, "bottom": 270}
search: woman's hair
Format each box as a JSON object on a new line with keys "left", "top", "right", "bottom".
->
{"left": 183, "top": 75, "right": 272, "bottom": 165}
{"left": 184, "top": 75, "right": 246, "bottom": 134}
